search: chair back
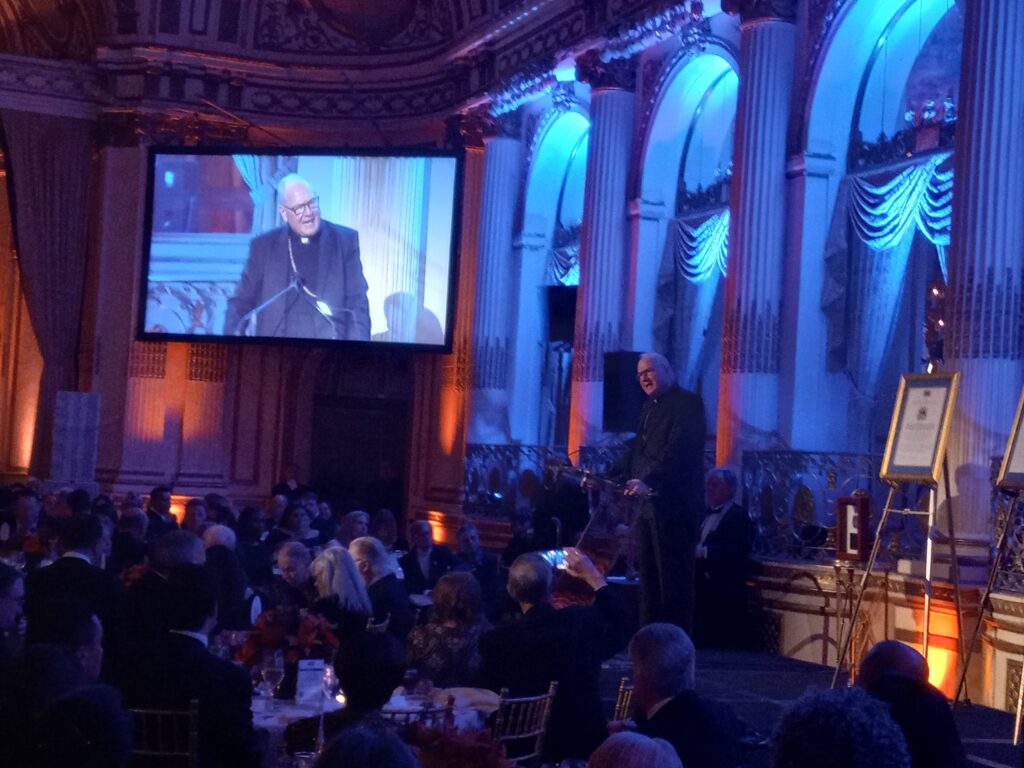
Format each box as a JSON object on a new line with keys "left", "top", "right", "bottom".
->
{"left": 493, "top": 681, "right": 558, "bottom": 766}
{"left": 366, "top": 613, "right": 391, "bottom": 634}
{"left": 612, "top": 676, "right": 633, "bottom": 721}
{"left": 130, "top": 699, "right": 199, "bottom": 767}
{"left": 381, "top": 694, "right": 455, "bottom": 729}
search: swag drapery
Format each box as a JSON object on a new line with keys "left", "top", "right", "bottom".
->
{"left": 1, "top": 110, "right": 94, "bottom": 477}
{"left": 822, "top": 151, "right": 953, "bottom": 403}
{"left": 654, "top": 208, "right": 729, "bottom": 391}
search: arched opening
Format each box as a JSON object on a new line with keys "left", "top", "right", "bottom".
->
{"left": 637, "top": 49, "right": 738, "bottom": 436}
{"left": 789, "top": 0, "right": 960, "bottom": 450}
{"left": 511, "top": 106, "right": 590, "bottom": 446}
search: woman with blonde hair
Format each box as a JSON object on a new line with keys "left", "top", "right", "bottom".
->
{"left": 588, "top": 732, "right": 682, "bottom": 768}
{"left": 311, "top": 547, "right": 373, "bottom": 643}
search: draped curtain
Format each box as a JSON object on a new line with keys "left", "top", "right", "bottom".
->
{"left": 1, "top": 110, "right": 94, "bottom": 477}
{"left": 233, "top": 155, "right": 293, "bottom": 234}
{"left": 331, "top": 157, "right": 427, "bottom": 340}
{"left": 654, "top": 208, "right": 728, "bottom": 390}
{"left": 822, "top": 152, "right": 954, "bottom": 435}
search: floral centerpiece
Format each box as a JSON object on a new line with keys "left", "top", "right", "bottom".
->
{"left": 405, "top": 725, "right": 515, "bottom": 768}
{"left": 237, "top": 606, "right": 338, "bottom": 697}
{"left": 237, "top": 606, "right": 339, "bottom": 667}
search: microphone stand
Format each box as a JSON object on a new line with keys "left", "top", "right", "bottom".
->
{"left": 235, "top": 275, "right": 300, "bottom": 336}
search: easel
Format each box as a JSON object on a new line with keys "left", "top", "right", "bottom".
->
{"left": 957, "top": 385, "right": 1024, "bottom": 739}
{"left": 832, "top": 372, "right": 964, "bottom": 688}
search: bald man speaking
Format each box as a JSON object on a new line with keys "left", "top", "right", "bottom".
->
{"left": 225, "top": 174, "right": 371, "bottom": 340}
{"left": 613, "top": 352, "right": 706, "bottom": 630}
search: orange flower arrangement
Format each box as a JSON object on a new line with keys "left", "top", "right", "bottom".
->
{"left": 237, "top": 606, "right": 339, "bottom": 666}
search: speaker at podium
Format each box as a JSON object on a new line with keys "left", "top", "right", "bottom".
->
{"left": 603, "top": 351, "right": 646, "bottom": 433}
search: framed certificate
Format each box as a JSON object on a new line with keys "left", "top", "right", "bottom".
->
{"left": 880, "top": 372, "right": 960, "bottom": 485}
{"left": 996, "top": 386, "right": 1024, "bottom": 490}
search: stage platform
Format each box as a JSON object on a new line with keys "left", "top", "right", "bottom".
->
{"left": 602, "top": 648, "right": 1021, "bottom": 768}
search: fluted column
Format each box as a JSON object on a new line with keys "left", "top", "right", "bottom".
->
{"left": 945, "top": 1, "right": 1024, "bottom": 541}
{"left": 568, "top": 54, "right": 636, "bottom": 455}
{"left": 469, "top": 113, "right": 523, "bottom": 444}
{"left": 717, "top": 0, "right": 796, "bottom": 466}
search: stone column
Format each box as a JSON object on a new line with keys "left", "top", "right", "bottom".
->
{"left": 568, "top": 53, "right": 636, "bottom": 456}
{"left": 945, "top": 1, "right": 1024, "bottom": 542}
{"left": 468, "top": 113, "right": 523, "bottom": 444}
{"left": 717, "top": 0, "right": 797, "bottom": 466}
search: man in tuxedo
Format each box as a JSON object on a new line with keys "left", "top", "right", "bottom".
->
{"left": 226, "top": 174, "right": 371, "bottom": 340}
{"left": 479, "top": 550, "right": 632, "bottom": 763}
{"left": 694, "top": 467, "right": 755, "bottom": 647}
{"left": 121, "top": 564, "right": 263, "bottom": 767}
{"left": 630, "top": 623, "right": 738, "bottom": 768}
{"left": 350, "top": 536, "right": 414, "bottom": 641}
{"left": 613, "top": 352, "right": 706, "bottom": 630}
{"left": 24, "top": 515, "right": 121, "bottom": 661}
{"left": 453, "top": 523, "right": 500, "bottom": 620}
{"left": 145, "top": 485, "right": 178, "bottom": 542}
{"left": 399, "top": 520, "right": 455, "bottom": 595}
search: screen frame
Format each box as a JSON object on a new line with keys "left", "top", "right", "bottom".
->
{"left": 137, "top": 144, "right": 464, "bottom": 353}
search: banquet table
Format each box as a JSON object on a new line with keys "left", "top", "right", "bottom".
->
{"left": 253, "top": 687, "right": 501, "bottom": 767}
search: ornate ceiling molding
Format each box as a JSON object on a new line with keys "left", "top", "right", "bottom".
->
{"left": 721, "top": 0, "right": 797, "bottom": 23}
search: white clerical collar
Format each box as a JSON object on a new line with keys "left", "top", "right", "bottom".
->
{"left": 646, "top": 696, "right": 675, "bottom": 719}
{"left": 169, "top": 629, "right": 209, "bottom": 648}
{"left": 61, "top": 551, "right": 92, "bottom": 565}
{"left": 300, "top": 236, "right": 310, "bottom": 245}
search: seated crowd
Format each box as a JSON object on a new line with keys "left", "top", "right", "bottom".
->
{"left": 0, "top": 478, "right": 968, "bottom": 768}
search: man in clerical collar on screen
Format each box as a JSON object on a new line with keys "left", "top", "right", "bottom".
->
{"left": 225, "top": 174, "right": 371, "bottom": 341}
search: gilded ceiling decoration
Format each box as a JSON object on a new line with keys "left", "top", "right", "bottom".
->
{"left": 0, "top": 0, "right": 113, "bottom": 60}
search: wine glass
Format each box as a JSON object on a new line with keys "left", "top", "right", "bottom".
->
{"left": 260, "top": 651, "right": 285, "bottom": 696}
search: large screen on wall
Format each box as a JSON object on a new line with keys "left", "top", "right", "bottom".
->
{"left": 139, "top": 148, "right": 462, "bottom": 350}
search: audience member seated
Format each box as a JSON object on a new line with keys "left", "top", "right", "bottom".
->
{"left": 628, "top": 623, "right": 738, "bottom": 768}
{"left": 268, "top": 493, "right": 289, "bottom": 528}
{"left": 115, "top": 529, "right": 206, "bottom": 682}
{"left": 181, "top": 497, "right": 209, "bottom": 535}
{"left": 311, "top": 546, "right": 373, "bottom": 643}
{"left": 108, "top": 507, "right": 148, "bottom": 577}
{"left": 589, "top": 732, "right": 683, "bottom": 768}
{"left": 203, "top": 525, "right": 251, "bottom": 631}
{"left": 145, "top": 485, "right": 178, "bottom": 542}
{"left": 7, "top": 487, "right": 49, "bottom": 568}
{"left": 272, "top": 464, "right": 311, "bottom": 501}
{"left": 501, "top": 510, "right": 539, "bottom": 568}
{"left": 311, "top": 498, "right": 334, "bottom": 542}
{"left": 121, "top": 564, "right": 263, "bottom": 767}
{"left": 265, "top": 501, "right": 309, "bottom": 554}
{"left": 772, "top": 686, "right": 909, "bottom": 768}
{"left": 479, "top": 549, "right": 632, "bottom": 763}
{"left": 26, "top": 600, "right": 105, "bottom": 684}
{"left": 856, "top": 640, "right": 967, "bottom": 768}
{"left": 31, "top": 685, "right": 133, "bottom": 768}
{"left": 284, "top": 630, "right": 407, "bottom": 755}
{"left": 695, "top": 468, "right": 755, "bottom": 648}
{"left": 271, "top": 541, "right": 318, "bottom": 609}
{"left": 399, "top": 520, "right": 455, "bottom": 595}
{"left": 350, "top": 536, "right": 414, "bottom": 641}
{"left": 204, "top": 493, "right": 236, "bottom": 528}
{"left": 453, "top": 523, "right": 500, "bottom": 620}
{"left": 407, "top": 571, "right": 487, "bottom": 687}
{"left": 25, "top": 515, "right": 121, "bottom": 663}
{"left": 371, "top": 508, "right": 409, "bottom": 554}
{"left": 0, "top": 644, "right": 86, "bottom": 767}
{"left": 313, "top": 722, "right": 418, "bottom": 768}
{"left": 0, "top": 562, "right": 24, "bottom": 665}
{"left": 236, "top": 505, "right": 273, "bottom": 588}
{"left": 333, "top": 509, "right": 370, "bottom": 549}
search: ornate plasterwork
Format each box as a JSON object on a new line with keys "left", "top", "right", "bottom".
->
{"left": 721, "top": 0, "right": 797, "bottom": 23}
{"left": 0, "top": 0, "right": 114, "bottom": 60}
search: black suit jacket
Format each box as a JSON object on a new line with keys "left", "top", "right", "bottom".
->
{"left": 479, "top": 587, "right": 632, "bottom": 761}
{"left": 225, "top": 221, "right": 370, "bottom": 340}
{"left": 635, "top": 691, "right": 738, "bottom": 768}
{"left": 368, "top": 573, "right": 414, "bottom": 641}
{"left": 615, "top": 384, "right": 706, "bottom": 524}
{"left": 25, "top": 556, "right": 121, "bottom": 639}
{"left": 122, "top": 632, "right": 262, "bottom": 768}
{"left": 699, "top": 503, "right": 754, "bottom": 577}
{"left": 399, "top": 545, "right": 455, "bottom": 594}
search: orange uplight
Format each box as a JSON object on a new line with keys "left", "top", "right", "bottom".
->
{"left": 426, "top": 510, "right": 454, "bottom": 546}
{"left": 169, "top": 496, "right": 187, "bottom": 525}
{"left": 926, "top": 645, "right": 954, "bottom": 696}
{"left": 438, "top": 388, "right": 461, "bottom": 456}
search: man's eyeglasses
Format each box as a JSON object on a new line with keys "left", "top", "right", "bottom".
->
{"left": 636, "top": 368, "right": 656, "bottom": 380}
{"left": 282, "top": 196, "right": 320, "bottom": 216}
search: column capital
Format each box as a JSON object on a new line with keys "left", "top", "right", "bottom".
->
{"left": 722, "top": 0, "right": 797, "bottom": 24}
{"left": 575, "top": 50, "right": 637, "bottom": 92}
{"left": 447, "top": 111, "right": 489, "bottom": 149}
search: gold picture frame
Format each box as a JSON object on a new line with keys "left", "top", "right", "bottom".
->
{"left": 880, "top": 371, "right": 960, "bottom": 485}
{"left": 996, "top": 385, "right": 1024, "bottom": 490}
